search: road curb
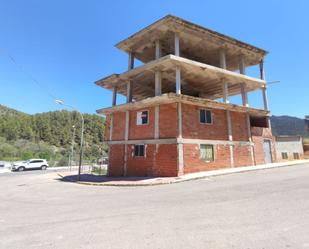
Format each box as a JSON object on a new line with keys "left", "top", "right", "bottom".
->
{"left": 57, "top": 173, "right": 179, "bottom": 187}
{"left": 57, "top": 160, "right": 309, "bottom": 187}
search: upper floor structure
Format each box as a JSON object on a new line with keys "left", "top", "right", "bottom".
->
{"left": 96, "top": 15, "right": 269, "bottom": 114}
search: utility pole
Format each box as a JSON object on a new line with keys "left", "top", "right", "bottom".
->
{"left": 55, "top": 100, "right": 84, "bottom": 181}
{"left": 70, "top": 125, "right": 76, "bottom": 171}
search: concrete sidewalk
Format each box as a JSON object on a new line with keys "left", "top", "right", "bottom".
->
{"left": 57, "top": 159, "right": 309, "bottom": 187}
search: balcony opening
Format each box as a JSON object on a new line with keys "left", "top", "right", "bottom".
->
{"left": 250, "top": 116, "right": 268, "bottom": 128}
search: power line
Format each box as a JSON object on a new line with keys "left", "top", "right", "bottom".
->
{"left": 0, "top": 49, "right": 58, "bottom": 101}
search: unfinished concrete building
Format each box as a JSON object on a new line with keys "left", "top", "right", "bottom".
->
{"left": 96, "top": 15, "right": 276, "bottom": 177}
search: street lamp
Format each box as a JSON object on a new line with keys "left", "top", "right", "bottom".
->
{"left": 55, "top": 99, "right": 84, "bottom": 181}
{"left": 69, "top": 125, "right": 76, "bottom": 171}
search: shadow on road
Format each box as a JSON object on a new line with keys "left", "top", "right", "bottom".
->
{"left": 60, "top": 174, "right": 154, "bottom": 183}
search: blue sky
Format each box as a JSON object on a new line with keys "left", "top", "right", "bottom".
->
{"left": 0, "top": 0, "right": 308, "bottom": 118}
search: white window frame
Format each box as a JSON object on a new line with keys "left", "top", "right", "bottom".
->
{"left": 199, "top": 109, "right": 213, "bottom": 125}
{"left": 136, "top": 110, "right": 149, "bottom": 126}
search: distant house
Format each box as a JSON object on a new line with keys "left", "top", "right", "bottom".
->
{"left": 275, "top": 136, "right": 304, "bottom": 161}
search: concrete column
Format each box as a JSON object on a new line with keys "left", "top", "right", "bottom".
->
{"left": 220, "top": 48, "right": 233, "bottom": 167}
{"left": 126, "top": 51, "right": 134, "bottom": 103}
{"left": 124, "top": 111, "right": 129, "bottom": 141}
{"left": 155, "top": 40, "right": 161, "bottom": 59}
{"left": 155, "top": 71, "right": 162, "bottom": 96}
{"left": 109, "top": 114, "right": 114, "bottom": 141}
{"left": 227, "top": 110, "right": 234, "bottom": 168}
{"left": 112, "top": 86, "right": 117, "bottom": 106}
{"left": 175, "top": 33, "right": 180, "bottom": 56}
{"left": 262, "top": 86, "right": 269, "bottom": 111}
{"left": 239, "top": 56, "right": 248, "bottom": 107}
{"left": 259, "top": 58, "right": 268, "bottom": 111}
{"left": 123, "top": 110, "right": 130, "bottom": 176}
{"left": 177, "top": 102, "right": 184, "bottom": 175}
{"left": 126, "top": 81, "right": 133, "bottom": 103}
{"left": 219, "top": 49, "right": 227, "bottom": 69}
{"left": 242, "top": 57, "right": 254, "bottom": 164}
{"left": 178, "top": 143, "right": 184, "bottom": 176}
{"left": 219, "top": 49, "right": 229, "bottom": 103}
{"left": 123, "top": 144, "right": 128, "bottom": 176}
{"left": 239, "top": 56, "right": 246, "bottom": 75}
{"left": 226, "top": 110, "right": 233, "bottom": 142}
{"left": 222, "top": 82, "right": 229, "bottom": 104}
{"left": 177, "top": 102, "right": 182, "bottom": 138}
{"left": 259, "top": 59, "right": 265, "bottom": 80}
{"left": 128, "top": 52, "right": 134, "bottom": 70}
{"left": 241, "top": 85, "right": 248, "bottom": 107}
{"left": 154, "top": 106, "right": 160, "bottom": 139}
{"left": 240, "top": 83, "right": 248, "bottom": 107}
{"left": 176, "top": 66, "right": 181, "bottom": 94}
{"left": 260, "top": 58, "right": 271, "bottom": 129}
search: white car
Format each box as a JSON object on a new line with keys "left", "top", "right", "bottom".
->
{"left": 12, "top": 159, "right": 49, "bottom": 171}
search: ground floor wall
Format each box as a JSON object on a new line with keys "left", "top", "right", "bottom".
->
{"left": 107, "top": 136, "right": 275, "bottom": 177}
{"left": 183, "top": 143, "right": 253, "bottom": 174}
{"left": 108, "top": 144, "right": 178, "bottom": 177}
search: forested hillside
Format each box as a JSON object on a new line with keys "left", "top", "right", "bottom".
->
{"left": 1, "top": 104, "right": 307, "bottom": 165}
{"left": 0, "top": 104, "right": 106, "bottom": 165}
{"left": 271, "top": 115, "right": 308, "bottom": 137}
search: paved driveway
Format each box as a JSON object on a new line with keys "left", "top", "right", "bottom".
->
{"left": 1, "top": 164, "right": 309, "bottom": 249}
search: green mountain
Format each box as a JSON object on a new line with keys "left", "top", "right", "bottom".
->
{"left": 0, "top": 104, "right": 307, "bottom": 164}
{"left": 270, "top": 115, "right": 308, "bottom": 137}
{"left": 0, "top": 104, "right": 106, "bottom": 165}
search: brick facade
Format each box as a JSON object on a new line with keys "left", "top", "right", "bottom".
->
{"left": 159, "top": 103, "right": 178, "bottom": 138}
{"left": 182, "top": 104, "right": 228, "bottom": 140}
{"left": 183, "top": 144, "right": 231, "bottom": 173}
{"left": 127, "top": 144, "right": 178, "bottom": 177}
{"left": 108, "top": 144, "right": 124, "bottom": 176}
{"left": 105, "top": 103, "right": 276, "bottom": 177}
{"left": 129, "top": 107, "right": 155, "bottom": 140}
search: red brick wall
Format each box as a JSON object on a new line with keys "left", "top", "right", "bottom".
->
{"left": 126, "top": 144, "right": 178, "bottom": 177}
{"left": 183, "top": 144, "right": 231, "bottom": 173}
{"left": 231, "top": 112, "right": 248, "bottom": 141}
{"left": 233, "top": 144, "right": 253, "bottom": 167}
{"left": 112, "top": 112, "right": 126, "bottom": 140}
{"left": 108, "top": 104, "right": 249, "bottom": 142}
{"left": 106, "top": 103, "right": 274, "bottom": 177}
{"left": 159, "top": 104, "right": 178, "bottom": 138}
{"left": 108, "top": 104, "right": 178, "bottom": 142}
{"left": 129, "top": 107, "right": 155, "bottom": 140}
{"left": 108, "top": 144, "right": 124, "bottom": 176}
{"left": 154, "top": 144, "right": 178, "bottom": 176}
{"left": 183, "top": 143, "right": 253, "bottom": 173}
{"left": 182, "top": 104, "right": 228, "bottom": 140}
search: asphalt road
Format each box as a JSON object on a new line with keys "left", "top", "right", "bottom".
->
{"left": 1, "top": 164, "right": 309, "bottom": 249}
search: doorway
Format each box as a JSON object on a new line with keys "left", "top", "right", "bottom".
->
{"left": 263, "top": 140, "right": 272, "bottom": 164}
